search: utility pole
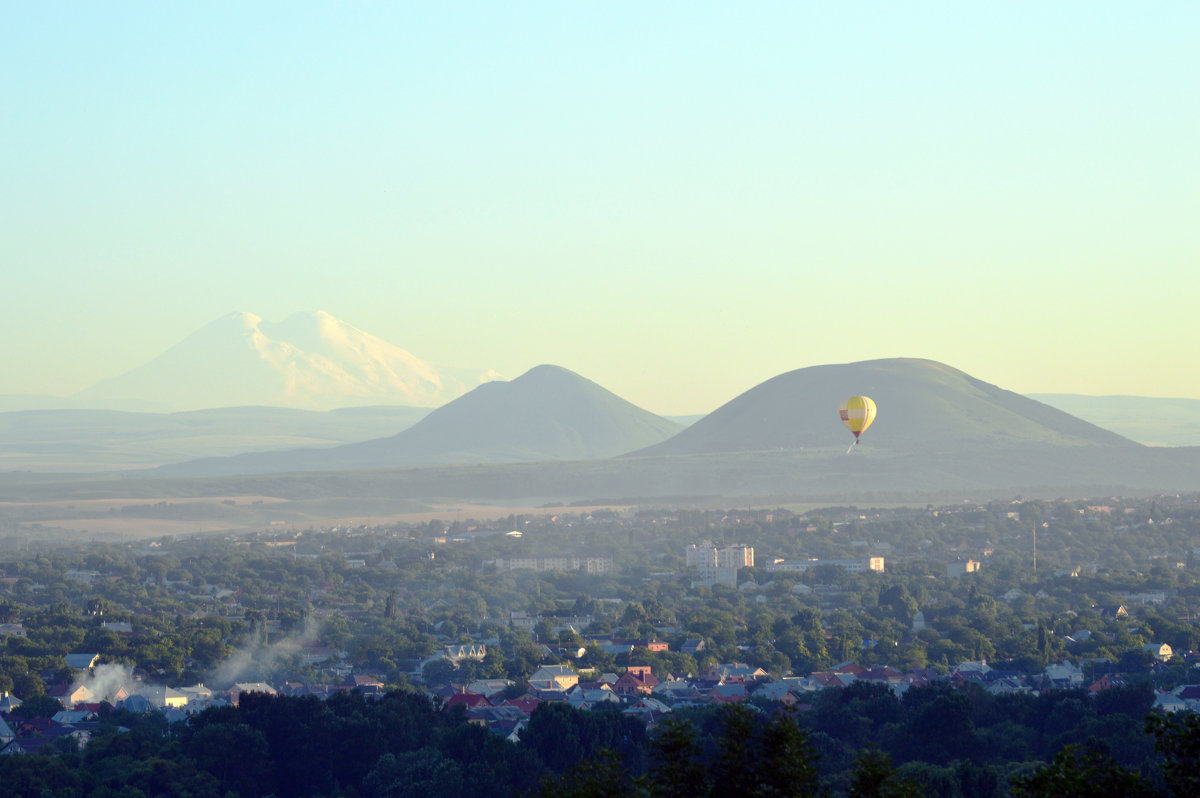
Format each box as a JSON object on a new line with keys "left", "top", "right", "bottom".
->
{"left": 1033, "top": 524, "right": 1038, "bottom": 574}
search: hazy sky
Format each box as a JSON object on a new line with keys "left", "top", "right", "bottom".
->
{"left": 4, "top": 2, "right": 1197, "bottom": 415}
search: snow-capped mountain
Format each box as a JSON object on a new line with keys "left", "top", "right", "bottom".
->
{"left": 74, "top": 311, "right": 497, "bottom": 411}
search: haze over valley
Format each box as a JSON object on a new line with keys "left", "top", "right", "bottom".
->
{"left": 1, "top": 314, "right": 1198, "bottom": 543}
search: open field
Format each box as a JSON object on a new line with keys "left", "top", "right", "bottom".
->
{"left": 0, "top": 492, "right": 634, "bottom": 541}
{"left": 3, "top": 438, "right": 1200, "bottom": 544}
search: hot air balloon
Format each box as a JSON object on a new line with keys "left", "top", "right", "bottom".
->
{"left": 839, "top": 396, "right": 876, "bottom": 453}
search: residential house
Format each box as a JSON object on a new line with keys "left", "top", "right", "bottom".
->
{"left": 946, "top": 560, "right": 980, "bottom": 578}
{"left": 139, "top": 685, "right": 189, "bottom": 709}
{"left": 1155, "top": 692, "right": 1188, "bottom": 713}
{"left": 228, "top": 682, "right": 277, "bottom": 705}
{"left": 616, "top": 638, "right": 669, "bottom": 653}
{"left": 566, "top": 683, "right": 621, "bottom": 709}
{"left": 445, "top": 692, "right": 491, "bottom": 711}
{"left": 1044, "top": 662, "right": 1085, "bottom": 687}
{"left": 501, "top": 694, "right": 541, "bottom": 716}
{"left": 177, "top": 684, "right": 214, "bottom": 707}
{"left": 48, "top": 683, "right": 94, "bottom": 709}
{"left": 65, "top": 653, "right": 100, "bottom": 672}
{"left": 751, "top": 681, "right": 799, "bottom": 705}
{"left": 1174, "top": 684, "right": 1200, "bottom": 705}
{"left": 613, "top": 666, "right": 659, "bottom": 696}
{"left": 707, "top": 683, "right": 748, "bottom": 703}
{"left": 707, "top": 663, "right": 769, "bottom": 684}
{"left": 345, "top": 674, "right": 385, "bottom": 694}
{"left": 464, "top": 679, "right": 514, "bottom": 698}
{"left": 445, "top": 643, "right": 487, "bottom": 662}
{"left": 1088, "top": 674, "right": 1128, "bottom": 693}
{"left": 527, "top": 665, "right": 579, "bottom": 692}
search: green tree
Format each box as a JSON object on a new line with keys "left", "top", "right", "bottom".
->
{"left": 648, "top": 717, "right": 709, "bottom": 798}
{"left": 1148, "top": 712, "right": 1200, "bottom": 797}
{"left": 847, "top": 747, "right": 921, "bottom": 798}
{"left": 755, "top": 707, "right": 820, "bottom": 798}
{"left": 1010, "top": 744, "right": 1153, "bottom": 798}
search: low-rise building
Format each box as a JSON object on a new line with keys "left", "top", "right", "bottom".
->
{"left": 766, "top": 557, "right": 884, "bottom": 574}
{"left": 493, "top": 556, "right": 613, "bottom": 574}
{"left": 947, "top": 560, "right": 981, "bottom": 578}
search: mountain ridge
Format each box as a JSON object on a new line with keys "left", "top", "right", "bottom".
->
{"left": 9, "top": 358, "right": 1200, "bottom": 500}
{"left": 72, "top": 310, "right": 497, "bottom": 412}
{"left": 154, "top": 364, "right": 683, "bottom": 476}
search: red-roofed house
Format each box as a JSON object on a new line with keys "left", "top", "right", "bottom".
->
{"left": 614, "top": 666, "right": 659, "bottom": 696}
{"left": 502, "top": 695, "right": 541, "bottom": 716}
{"left": 445, "top": 692, "right": 491, "bottom": 711}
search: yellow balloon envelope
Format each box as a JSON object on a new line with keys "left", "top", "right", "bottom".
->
{"left": 838, "top": 396, "right": 877, "bottom": 443}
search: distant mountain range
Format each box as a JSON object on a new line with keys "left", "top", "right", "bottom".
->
{"left": 1029, "top": 394, "right": 1200, "bottom": 447}
{"left": 4, "top": 357, "right": 1200, "bottom": 503}
{"left": 154, "top": 365, "right": 683, "bottom": 476}
{"left": 71, "top": 311, "right": 498, "bottom": 412}
{"left": 147, "top": 358, "right": 1200, "bottom": 498}
{"left": 4, "top": 328, "right": 1200, "bottom": 502}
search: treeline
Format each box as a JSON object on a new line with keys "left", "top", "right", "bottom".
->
{"left": 3, "top": 683, "right": 1199, "bottom": 797}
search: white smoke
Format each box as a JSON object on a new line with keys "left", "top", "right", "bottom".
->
{"left": 211, "top": 616, "right": 322, "bottom": 686}
{"left": 71, "top": 663, "right": 136, "bottom": 704}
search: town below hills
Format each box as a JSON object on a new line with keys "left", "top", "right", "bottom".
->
{"left": 2, "top": 495, "right": 1199, "bottom": 795}
{"left": 2, "top": 321, "right": 1198, "bottom": 795}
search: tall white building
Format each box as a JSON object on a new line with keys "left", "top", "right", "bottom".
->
{"left": 693, "top": 565, "right": 740, "bottom": 589}
{"left": 686, "top": 543, "right": 754, "bottom": 569}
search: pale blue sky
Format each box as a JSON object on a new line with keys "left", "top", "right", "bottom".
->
{"left": 3, "top": 2, "right": 1197, "bottom": 414}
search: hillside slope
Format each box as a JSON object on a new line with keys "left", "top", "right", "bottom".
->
{"left": 633, "top": 358, "right": 1135, "bottom": 457}
{"left": 156, "top": 365, "right": 682, "bottom": 476}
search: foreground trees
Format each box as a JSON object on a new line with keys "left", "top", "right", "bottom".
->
{"left": 5, "top": 689, "right": 1200, "bottom": 797}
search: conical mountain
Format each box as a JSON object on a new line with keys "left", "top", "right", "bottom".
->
{"left": 75, "top": 311, "right": 491, "bottom": 411}
{"left": 633, "top": 358, "right": 1136, "bottom": 457}
{"left": 157, "top": 365, "right": 682, "bottom": 475}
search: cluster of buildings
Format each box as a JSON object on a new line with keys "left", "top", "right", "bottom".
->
{"left": 0, "top": 658, "right": 388, "bottom": 756}
{"left": 684, "top": 541, "right": 889, "bottom": 589}
{"left": 8, "top": 633, "right": 1200, "bottom": 756}
{"left": 430, "top": 649, "right": 1200, "bottom": 743}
